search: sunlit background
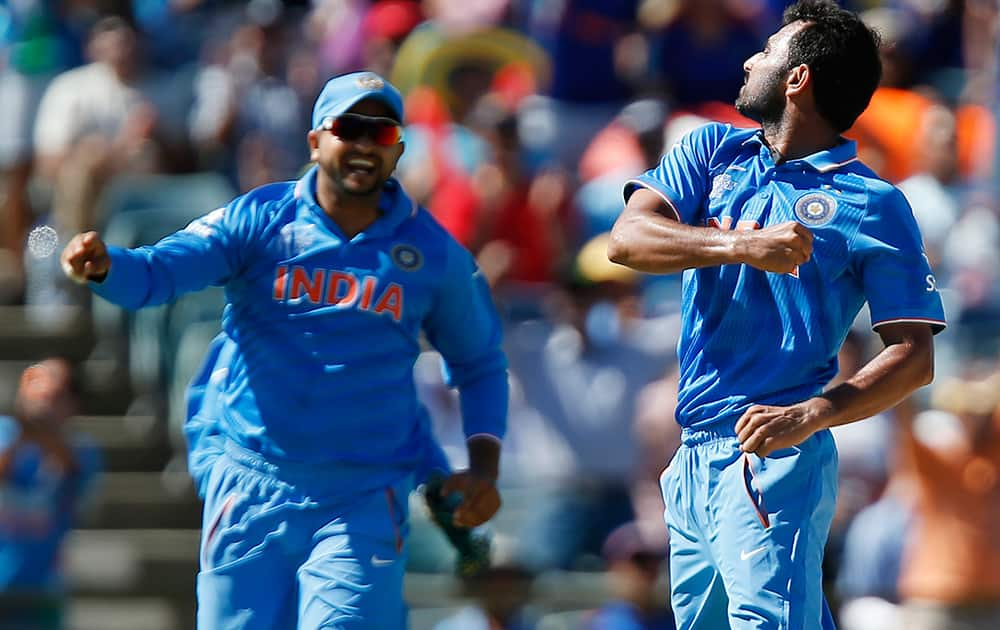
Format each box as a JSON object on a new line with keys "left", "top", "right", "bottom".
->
{"left": 0, "top": 0, "right": 997, "bottom": 628}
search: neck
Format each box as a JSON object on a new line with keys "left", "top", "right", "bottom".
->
{"left": 760, "top": 109, "right": 841, "bottom": 164}
{"left": 315, "top": 172, "right": 383, "bottom": 239}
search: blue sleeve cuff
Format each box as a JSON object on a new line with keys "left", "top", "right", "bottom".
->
{"left": 89, "top": 246, "right": 151, "bottom": 310}
{"left": 456, "top": 366, "right": 509, "bottom": 441}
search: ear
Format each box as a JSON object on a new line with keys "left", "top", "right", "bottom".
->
{"left": 785, "top": 63, "right": 810, "bottom": 97}
{"left": 307, "top": 129, "right": 321, "bottom": 161}
{"left": 387, "top": 141, "right": 405, "bottom": 171}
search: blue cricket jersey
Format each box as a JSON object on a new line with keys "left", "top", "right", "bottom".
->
{"left": 624, "top": 123, "right": 946, "bottom": 430}
{"left": 183, "top": 330, "right": 453, "bottom": 499}
{"left": 0, "top": 417, "right": 100, "bottom": 591}
{"left": 92, "top": 167, "right": 508, "bottom": 482}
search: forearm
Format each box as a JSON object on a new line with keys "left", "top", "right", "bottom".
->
{"left": 815, "top": 335, "right": 934, "bottom": 429}
{"left": 608, "top": 193, "right": 744, "bottom": 274}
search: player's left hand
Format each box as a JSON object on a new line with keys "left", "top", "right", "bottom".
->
{"left": 735, "top": 398, "right": 832, "bottom": 457}
{"left": 440, "top": 471, "right": 501, "bottom": 528}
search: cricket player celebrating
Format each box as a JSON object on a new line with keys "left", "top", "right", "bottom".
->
{"left": 608, "top": 2, "right": 945, "bottom": 628}
{"left": 60, "top": 71, "right": 508, "bottom": 628}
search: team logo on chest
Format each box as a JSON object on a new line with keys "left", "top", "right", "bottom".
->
{"left": 794, "top": 192, "right": 837, "bottom": 226}
{"left": 391, "top": 244, "right": 423, "bottom": 271}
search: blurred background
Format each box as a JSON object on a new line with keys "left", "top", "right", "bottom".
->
{"left": 0, "top": 0, "right": 997, "bottom": 628}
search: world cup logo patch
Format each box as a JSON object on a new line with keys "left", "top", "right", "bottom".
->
{"left": 391, "top": 244, "right": 423, "bottom": 271}
{"left": 709, "top": 173, "right": 735, "bottom": 200}
{"left": 794, "top": 192, "right": 837, "bottom": 226}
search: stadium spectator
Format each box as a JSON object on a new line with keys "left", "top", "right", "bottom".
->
{"left": 516, "top": 0, "right": 643, "bottom": 168}
{"left": 508, "top": 233, "right": 675, "bottom": 570}
{"left": 581, "top": 520, "right": 676, "bottom": 630}
{"left": 33, "top": 15, "right": 192, "bottom": 236}
{"left": 433, "top": 554, "right": 537, "bottom": 630}
{"left": 430, "top": 92, "right": 577, "bottom": 291}
{"left": 898, "top": 103, "right": 963, "bottom": 267}
{"left": 894, "top": 374, "right": 1000, "bottom": 630}
{"left": 0, "top": 0, "right": 994, "bottom": 624}
{"left": 629, "top": 366, "right": 681, "bottom": 531}
{"left": 835, "top": 450, "right": 916, "bottom": 630}
{"left": 575, "top": 99, "right": 670, "bottom": 241}
{"left": 649, "top": 0, "right": 766, "bottom": 109}
{"left": 608, "top": 1, "right": 945, "bottom": 627}
{"left": 0, "top": 359, "right": 101, "bottom": 628}
{"left": 0, "top": 0, "right": 85, "bottom": 303}
{"left": 357, "top": 0, "right": 424, "bottom": 77}
{"left": 189, "top": 11, "right": 322, "bottom": 192}
{"left": 58, "top": 71, "right": 509, "bottom": 628}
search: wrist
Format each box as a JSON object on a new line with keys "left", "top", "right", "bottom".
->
{"left": 803, "top": 396, "right": 838, "bottom": 431}
{"left": 466, "top": 435, "right": 500, "bottom": 481}
{"left": 727, "top": 231, "right": 750, "bottom": 265}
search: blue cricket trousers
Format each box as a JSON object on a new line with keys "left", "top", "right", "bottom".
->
{"left": 661, "top": 427, "right": 839, "bottom": 629}
{"left": 196, "top": 441, "right": 413, "bottom": 629}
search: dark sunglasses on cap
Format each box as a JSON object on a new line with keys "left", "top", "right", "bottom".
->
{"left": 320, "top": 114, "right": 403, "bottom": 146}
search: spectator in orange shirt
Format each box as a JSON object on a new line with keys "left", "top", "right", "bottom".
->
{"left": 896, "top": 373, "right": 1000, "bottom": 630}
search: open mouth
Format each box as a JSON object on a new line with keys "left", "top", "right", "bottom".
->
{"left": 344, "top": 157, "right": 379, "bottom": 178}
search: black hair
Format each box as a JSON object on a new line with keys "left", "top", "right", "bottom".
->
{"left": 782, "top": 0, "right": 882, "bottom": 133}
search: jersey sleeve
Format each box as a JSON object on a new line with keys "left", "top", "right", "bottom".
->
{"left": 851, "top": 187, "right": 946, "bottom": 333}
{"left": 622, "top": 122, "right": 726, "bottom": 225}
{"left": 422, "top": 240, "right": 509, "bottom": 441}
{"left": 90, "top": 199, "right": 256, "bottom": 310}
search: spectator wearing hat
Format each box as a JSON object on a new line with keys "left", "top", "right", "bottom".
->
{"left": 582, "top": 520, "right": 676, "bottom": 630}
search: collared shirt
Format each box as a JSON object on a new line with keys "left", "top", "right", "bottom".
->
{"left": 624, "top": 123, "right": 946, "bottom": 430}
{"left": 92, "top": 169, "right": 507, "bottom": 492}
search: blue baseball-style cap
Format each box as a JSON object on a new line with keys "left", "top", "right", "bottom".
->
{"left": 311, "top": 71, "right": 405, "bottom": 130}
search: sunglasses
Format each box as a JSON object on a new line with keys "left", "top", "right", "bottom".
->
{"left": 320, "top": 114, "right": 403, "bottom": 146}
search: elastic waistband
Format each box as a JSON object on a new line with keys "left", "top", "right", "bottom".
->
{"left": 221, "top": 439, "right": 411, "bottom": 496}
{"left": 680, "top": 425, "right": 738, "bottom": 446}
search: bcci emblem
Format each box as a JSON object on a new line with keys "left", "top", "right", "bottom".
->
{"left": 356, "top": 73, "right": 385, "bottom": 90}
{"left": 794, "top": 192, "right": 837, "bottom": 226}
{"left": 391, "top": 244, "right": 423, "bottom": 271}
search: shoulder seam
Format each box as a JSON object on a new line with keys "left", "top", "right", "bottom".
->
{"left": 845, "top": 177, "right": 873, "bottom": 255}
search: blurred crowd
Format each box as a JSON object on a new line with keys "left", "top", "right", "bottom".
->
{"left": 1, "top": 0, "right": 999, "bottom": 628}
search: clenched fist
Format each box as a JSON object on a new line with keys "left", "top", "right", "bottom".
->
{"left": 737, "top": 221, "right": 813, "bottom": 274}
{"left": 60, "top": 232, "right": 110, "bottom": 284}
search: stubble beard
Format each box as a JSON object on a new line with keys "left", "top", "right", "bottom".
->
{"left": 735, "top": 72, "right": 786, "bottom": 128}
{"left": 328, "top": 164, "right": 384, "bottom": 199}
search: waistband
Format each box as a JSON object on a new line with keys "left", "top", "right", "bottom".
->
{"left": 680, "top": 425, "right": 738, "bottom": 446}
{"left": 222, "top": 439, "right": 412, "bottom": 497}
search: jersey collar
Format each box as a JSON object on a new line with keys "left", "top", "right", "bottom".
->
{"left": 296, "top": 166, "right": 418, "bottom": 239}
{"left": 743, "top": 130, "right": 859, "bottom": 173}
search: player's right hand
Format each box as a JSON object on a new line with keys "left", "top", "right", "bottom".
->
{"left": 60, "top": 231, "right": 111, "bottom": 284}
{"left": 737, "top": 221, "right": 813, "bottom": 274}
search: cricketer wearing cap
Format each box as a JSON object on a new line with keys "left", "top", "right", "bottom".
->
{"left": 60, "top": 71, "right": 509, "bottom": 628}
{"left": 608, "top": 2, "right": 944, "bottom": 629}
